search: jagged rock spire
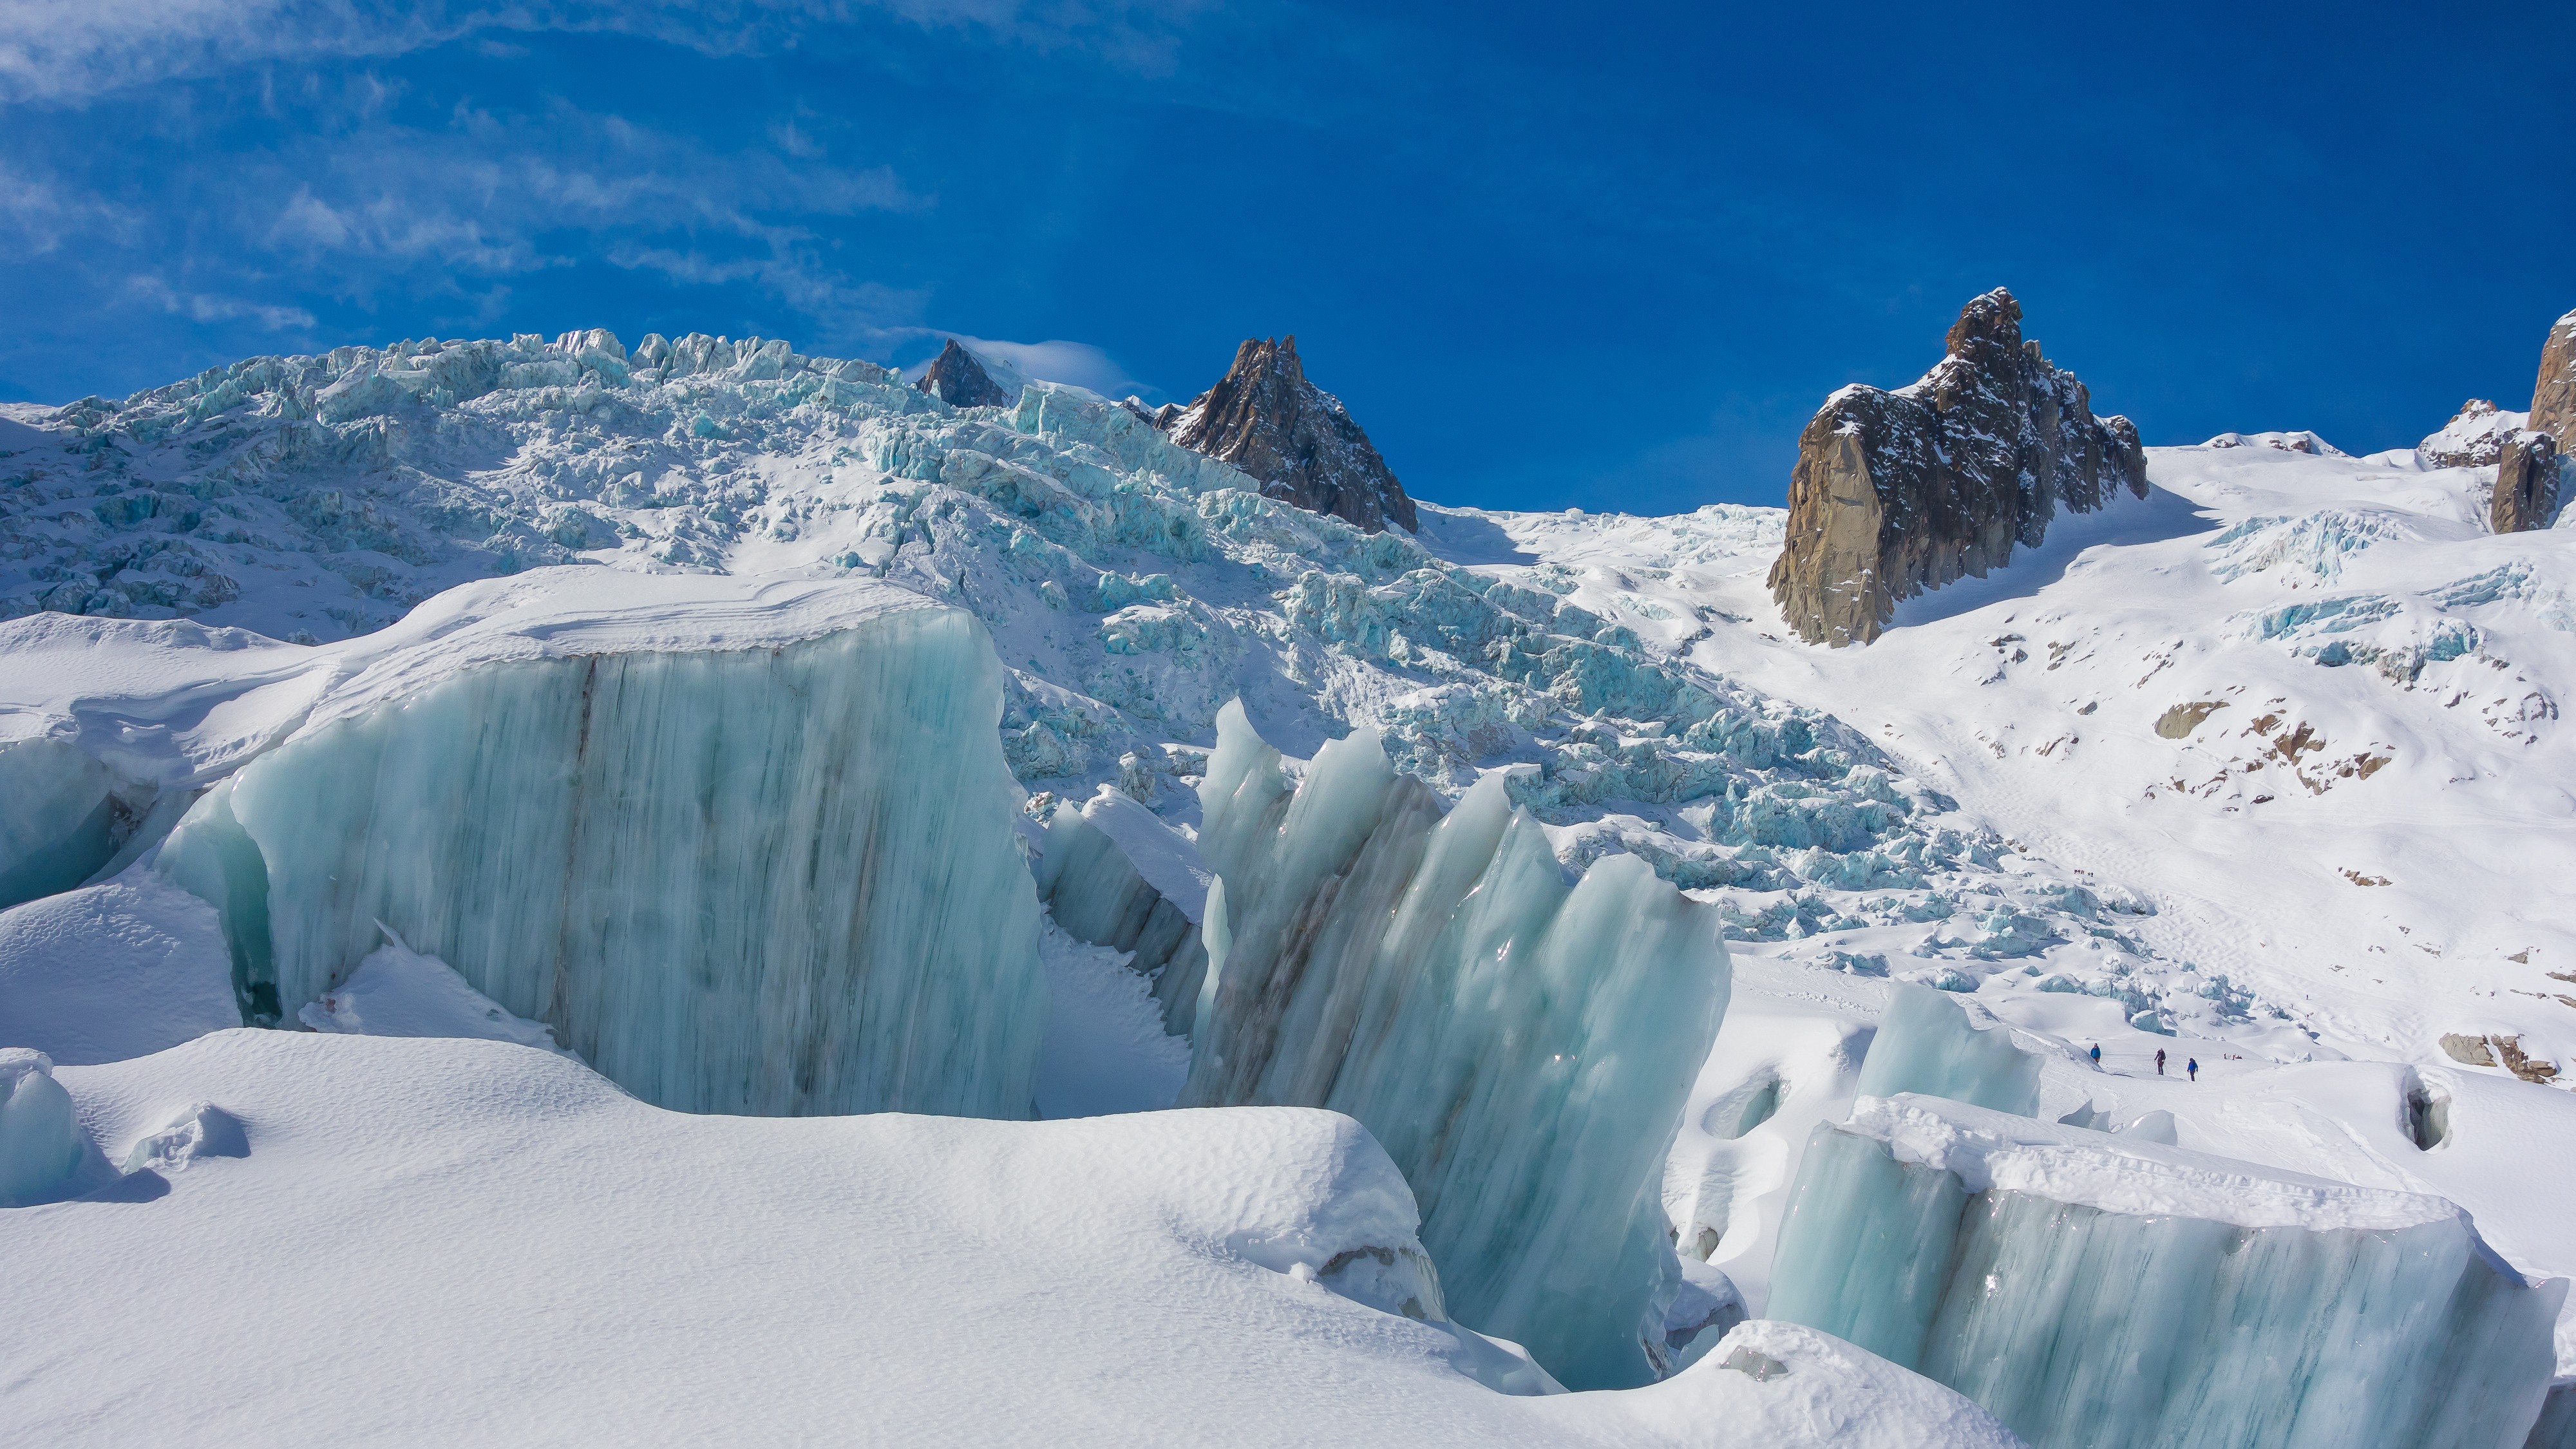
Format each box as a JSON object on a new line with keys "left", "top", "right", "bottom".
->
{"left": 914, "top": 339, "right": 1013, "bottom": 408}
{"left": 1766, "top": 289, "right": 2146, "bottom": 647}
{"left": 1157, "top": 335, "right": 1417, "bottom": 534}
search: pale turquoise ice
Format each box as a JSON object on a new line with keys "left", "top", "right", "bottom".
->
{"left": 158, "top": 610, "right": 1046, "bottom": 1119}
{"left": 1766, "top": 1094, "right": 2565, "bottom": 1449}
{"left": 0, "top": 738, "right": 118, "bottom": 911}
{"left": 1176, "top": 701, "right": 1731, "bottom": 1391}
{"left": 0, "top": 1049, "right": 84, "bottom": 1206}
{"left": 1852, "top": 981, "right": 2041, "bottom": 1114}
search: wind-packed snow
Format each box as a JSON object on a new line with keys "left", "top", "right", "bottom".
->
{"left": 1173, "top": 701, "right": 1732, "bottom": 1390}
{"left": 0, "top": 873, "right": 236, "bottom": 1064}
{"left": 1766, "top": 1092, "right": 2562, "bottom": 1449}
{"left": 1, "top": 1028, "right": 2020, "bottom": 1448}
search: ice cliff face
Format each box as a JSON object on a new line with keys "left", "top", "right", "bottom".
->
{"left": 1766, "top": 289, "right": 2147, "bottom": 646}
{"left": 1166, "top": 702, "right": 1731, "bottom": 1390}
{"left": 1155, "top": 335, "right": 1419, "bottom": 534}
{"left": 147, "top": 571, "right": 1048, "bottom": 1119}
{"left": 1769, "top": 1093, "right": 2565, "bottom": 1449}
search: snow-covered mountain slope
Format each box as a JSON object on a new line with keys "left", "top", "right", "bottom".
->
{"left": 1437, "top": 434, "right": 2574, "bottom": 1079}
{"left": 0, "top": 330, "right": 2182, "bottom": 1050}
{"left": 5, "top": 1027, "right": 2022, "bottom": 1448}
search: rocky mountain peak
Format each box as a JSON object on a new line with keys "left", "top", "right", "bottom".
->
{"left": 1157, "top": 335, "right": 1417, "bottom": 534}
{"left": 1766, "top": 288, "right": 2146, "bottom": 647}
{"left": 914, "top": 339, "right": 1014, "bottom": 408}
{"left": 2416, "top": 399, "right": 2521, "bottom": 470}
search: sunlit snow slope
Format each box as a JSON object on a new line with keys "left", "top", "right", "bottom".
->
{"left": 1433, "top": 434, "right": 2574, "bottom": 1072}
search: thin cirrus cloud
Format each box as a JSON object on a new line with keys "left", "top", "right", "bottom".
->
{"left": 124, "top": 276, "right": 317, "bottom": 332}
{"left": 902, "top": 336, "right": 1159, "bottom": 401}
{"left": 0, "top": 0, "right": 1214, "bottom": 104}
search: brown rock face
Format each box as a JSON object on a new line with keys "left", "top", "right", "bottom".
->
{"left": 2494, "top": 430, "right": 2562, "bottom": 533}
{"left": 1158, "top": 336, "right": 1417, "bottom": 533}
{"left": 1767, "top": 290, "right": 2146, "bottom": 647}
{"left": 914, "top": 339, "right": 1013, "bottom": 408}
{"left": 2533, "top": 308, "right": 2576, "bottom": 446}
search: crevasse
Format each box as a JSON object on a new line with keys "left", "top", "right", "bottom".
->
{"left": 1766, "top": 1094, "right": 2564, "bottom": 1449}
{"left": 1169, "top": 700, "right": 1731, "bottom": 1391}
{"left": 156, "top": 577, "right": 1046, "bottom": 1119}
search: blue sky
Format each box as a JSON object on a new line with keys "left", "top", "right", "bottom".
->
{"left": 3, "top": 1, "right": 2568, "bottom": 513}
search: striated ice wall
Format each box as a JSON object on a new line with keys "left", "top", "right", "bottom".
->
{"left": 156, "top": 574, "right": 1046, "bottom": 1119}
{"left": 1173, "top": 700, "right": 1731, "bottom": 1391}
{"left": 1768, "top": 1094, "right": 2564, "bottom": 1449}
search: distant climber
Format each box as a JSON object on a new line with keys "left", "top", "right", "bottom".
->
{"left": 2155, "top": 1048, "right": 2167, "bottom": 1076}
{"left": 2089, "top": 1043, "right": 2101, "bottom": 1066}
{"left": 2188, "top": 1057, "right": 2199, "bottom": 1083}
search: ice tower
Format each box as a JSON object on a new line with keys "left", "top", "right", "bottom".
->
{"left": 1166, "top": 701, "right": 1732, "bottom": 1390}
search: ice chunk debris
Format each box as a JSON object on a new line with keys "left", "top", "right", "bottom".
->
{"left": 1851, "top": 982, "right": 2041, "bottom": 1115}
{"left": 0, "top": 1048, "right": 85, "bottom": 1205}
{"left": 157, "top": 573, "right": 1047, "bottom": 1119}
{"left": 118, "top": 1101, "right": 247, "bottom": 1174}
{"left": 1768, "top": 1093, "right": 2564, "bottom": 1449}
{"left": 1166, "top": 700, "right": 1730, "bottom": 1390}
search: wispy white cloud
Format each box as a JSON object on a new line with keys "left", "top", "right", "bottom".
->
{"left": 0, "top": 160, "right": 138, "bottom": 255}
{"left": 125, "top": 274, "right": 317, "bottom": 331}
{"left": 914, "top": 334, "right": 1157, "bottom": 399}
{"left": 0, "top": 0, "right": 1216, "bottom": 105}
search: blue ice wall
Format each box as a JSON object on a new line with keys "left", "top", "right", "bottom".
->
{"left": 1177, "top": 701, "right": 1731, "bottom": 1390}
{"left": 1852, "top": 981, "right": 2041, "bottom": 1114}
{"left": 1767, "top": 1094, "right": 2564, "bottom": 1449}
{"left": 158, "top": 611, "right": 1046, "bottom": 1119}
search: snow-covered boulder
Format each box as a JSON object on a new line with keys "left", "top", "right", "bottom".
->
{"left": 1767, "top": 1093, "right": 2564, "bottom": 1449}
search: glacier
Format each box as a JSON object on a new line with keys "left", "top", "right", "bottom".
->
{"left": 1766, "top": 1093, "right": 2565, "bottom": 1449}
{"left": 154, "top": 570, "right": 1048, "bottom": 1119}
{"left": 1851, "top": 982, "right": 2043, "bottom": 1115}
{"left": 1153, "top": 700, "right": 1731, "bottom": 1390}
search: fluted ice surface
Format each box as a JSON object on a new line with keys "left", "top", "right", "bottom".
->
{"left": 1768, "top": 1093, "right": 2564, "bottom": 1449}
{"left": 156, "top": 571, "right": 1046, "bottom": 1119}
{"left": 1175, "top": 700, "right": 1731, "bottom": 1390}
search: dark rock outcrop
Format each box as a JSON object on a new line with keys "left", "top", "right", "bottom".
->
{"left": 1157, "top": 336, "right": 1417, "bottom": 533}
{"left": 2494, "top": 430, "right": 2562, "bottom": 534}
{"left": 914, "top": 339, "right": 1014, "bottom": 408}
{"left": 2533, "top": 308, "right": 2576, "bottom": 446}
{"left": 1767, "top": 289, "right": 2146, "bottom": 647}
